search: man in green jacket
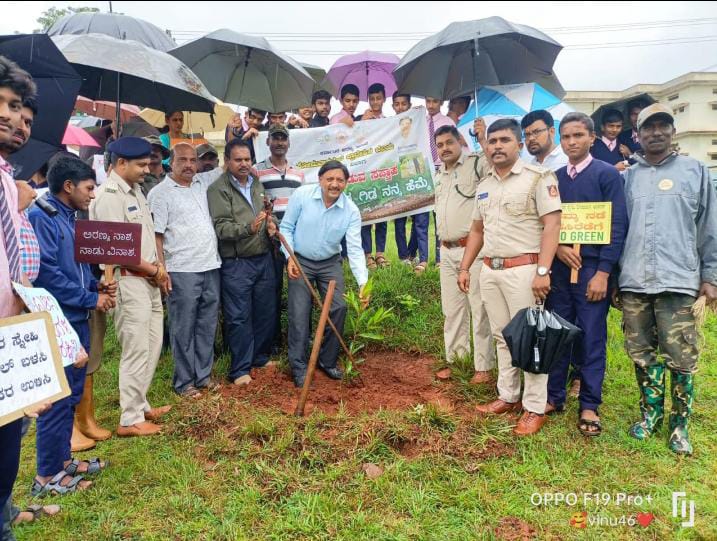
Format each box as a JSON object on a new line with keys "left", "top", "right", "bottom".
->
{"left": 207, "top": 139, "right": 278, "bottom": 386}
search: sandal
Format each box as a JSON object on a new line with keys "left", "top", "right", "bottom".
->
{"left": 375, "top": 255, "right": 390, "bottom": 268}
{"left": 64, "top": 457, "right": 107, "bottom": 476}
{"left": 414, "top": 262, "right": 427, "bottom": 275}
{"left": 366, "top": 255, "right": 377, "bottom": 270}
{"left": 13, "top": 504, "right": 61, "bottom": 525}
{"left": 578, "top": 412, "right": 602, "bottom": 437}
{"left": 179, "top": 385, "right": 203, "bottom": 399}
{"left": 31, "top": 471, "right": 91, "bottom": 497}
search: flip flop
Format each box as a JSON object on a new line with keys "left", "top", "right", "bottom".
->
{"left": 13, "top": 504, "right": 61, "bottom": 525}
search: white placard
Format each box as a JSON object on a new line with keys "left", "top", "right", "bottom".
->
{"left": 0, "top": 312, "right": 70, "bottom": 426}
{"left": 13, "top": 283, "right": 87, "bottom": 367}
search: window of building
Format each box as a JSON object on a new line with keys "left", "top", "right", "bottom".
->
{"left": 712, "top": 139, "right": 717, "bottom": 146}
{"left": 712, "top": 103, "right": 717, "bottom": 111}
{"left": 710, "top": 153, "right": 717, "bottom": 161}
{"left": 713, "top": 88, "right": 717, "bottom": 94}
{"left": 668, "top": 94, "right": 679, "bottom": 101}
{"left": 674, "top": 105, "right": 686, "bottom": 114}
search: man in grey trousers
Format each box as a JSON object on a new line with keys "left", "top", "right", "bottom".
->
{"left": 148, "top": 143, "right": 222, "bottom": 398}
{"left": 280, "top": 160, "right": 370, "bottom": 388}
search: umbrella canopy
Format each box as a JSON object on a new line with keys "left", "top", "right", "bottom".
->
{"left": 301, "top": 62, "right": 336, "bottom": 96}
{"left": 75, "top": 97, "right": 140, "bottom": 123}
{"left": 170, "top": 29, "right": 315, "bottom": 113}
{"left": 456, "top": 83, "right": 573, "bottom": 152}
{"left": 52, "top": 33, "right": 216, "bottom": 116}
{"left": 502, "top": 306, "right": 582, "bottom": 375}
{"left": 326, "top": 51, "right": 400, "bottom": 102}
{"left": 139, "top": 103, "right": 237, "bottom": 134}
{"left": 394, "top": 16, "right": 564, "bottom": 101}
{"left": 590, "top": 93, "right": 656, "bottom": 135}
{"left": 0, "top": 34, "right": 82, "bottom": 180}
{"left": 63, "top": 124, "right": 100, "bottom": 147}
{"left": 47, "top": 11, "right": 176, "bottom": 52}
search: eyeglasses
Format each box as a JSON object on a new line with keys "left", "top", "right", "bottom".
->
{"left": 523, "top": 127, "right": 549, "bottom": 140}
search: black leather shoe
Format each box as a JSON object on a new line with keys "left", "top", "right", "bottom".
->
{"left": 322, "top": 366, "right": 343, "bottom": 380}
{"left": 293, "top": 373, "right": 306, "bottom": 388}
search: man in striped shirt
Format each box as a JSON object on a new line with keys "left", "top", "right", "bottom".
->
{"left": 255, "top": 124, "right": 305, "bottom": 351}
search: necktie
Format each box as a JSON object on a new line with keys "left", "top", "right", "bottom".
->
{"left": 429, "top": 115, "right": 438, "bottom": 164}
{"left": 0, "top": 179, "right": 22, "bottom": 282}
{"left": 569, "top": 166, "right": 578, "bottom": 179}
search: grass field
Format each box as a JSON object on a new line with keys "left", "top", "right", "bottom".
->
{"left": 11, "top": 219, "right": 717, "bottom": 540}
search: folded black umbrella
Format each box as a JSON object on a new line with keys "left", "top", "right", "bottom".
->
{"left": 0, "top": 34, "right": 82, "bottom": 179}
{"left": 503, "top": 306, "right": 582, "bottom": 374}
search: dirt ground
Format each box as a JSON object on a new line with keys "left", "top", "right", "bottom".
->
{"left": 219, "top": 351, "right": 455, "bottom": 416}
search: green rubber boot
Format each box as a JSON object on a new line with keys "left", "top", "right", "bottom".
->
{"left": 629, "top": 364, "right": 665, "bottom": 440}
{"left": 668, "top": 371, "right": 694, "bottom": 456}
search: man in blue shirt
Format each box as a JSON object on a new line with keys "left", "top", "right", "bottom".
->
{"left": 546, "top": 112, "right": 628, "bottom": 437}
{"left": 280, "top": 160, "right": 369, "bottom": 387}
{"left": 29, "top": 155, "right": 116, "bottom": 496}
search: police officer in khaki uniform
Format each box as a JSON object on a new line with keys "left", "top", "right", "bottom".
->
{"left": 433, "top": 125, "right": 495, "bottom": 383}
{"left": 89, "top": 137, "right": 172, "bottom": 437}
{"left": 458, "top": 118, "right": 562, "bottom": 436}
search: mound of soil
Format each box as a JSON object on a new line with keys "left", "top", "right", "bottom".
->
{"left": 219, "top": 351, "right": 454, "bottom": 416}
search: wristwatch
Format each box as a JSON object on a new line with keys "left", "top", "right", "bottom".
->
{"left": 536, "top": 266, "right": 549, "bottom": 277}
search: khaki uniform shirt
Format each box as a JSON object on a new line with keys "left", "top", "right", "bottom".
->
{"left": 434, "top": 152, "right": 489, "bottom": 242}
{"left": 89, "top": 170, "right": 158, "bottom": 264}
{"left": 472, "top": 159, "right": 561, "bottom": 258}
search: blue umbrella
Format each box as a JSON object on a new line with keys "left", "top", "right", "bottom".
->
{"left": 0, "top": 34, "right": 82, "bottom": 179}
{"left": 456, "top": 83, "right": 573, "bottom": 152}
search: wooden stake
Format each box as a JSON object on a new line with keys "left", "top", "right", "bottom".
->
{"left": 295, "top": 280, "right": 336, "bottom": 417}
{"left": 570, "top": 244, "right": 581, "bottom": 284}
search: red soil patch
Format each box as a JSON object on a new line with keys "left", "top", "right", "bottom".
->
{"left": 493, "top": 517, "right": 538, "bottom": 541}
{"left": 219, "top": 351, "right": 453, "bottom": 416}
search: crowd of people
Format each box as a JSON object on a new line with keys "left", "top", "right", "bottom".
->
{"left": 1, "top": 47, "right": 716, "bottom": 538}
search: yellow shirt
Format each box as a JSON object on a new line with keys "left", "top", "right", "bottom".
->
{"left": 434, "top": 152, "right": 489, "bottom": 242}
{"left": 472, "top": 159, "right": 561, "bottom": 258}
{"left": 89, "top": 170, "right": 158, "bottom": 263}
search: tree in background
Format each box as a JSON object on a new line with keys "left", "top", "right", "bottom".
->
{"left": 35, "top": 6, "right": 100, "bottom": 33}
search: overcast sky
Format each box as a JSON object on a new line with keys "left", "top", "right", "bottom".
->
{"left": 2, "top": 1, "right": 716, "bottom": 92}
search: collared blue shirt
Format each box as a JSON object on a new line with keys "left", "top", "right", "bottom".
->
{"left": 229, "top": 174, "right": 255, "bottom": 211}
{"left": 280, "top": 184, "right": 368, "bottom": 287}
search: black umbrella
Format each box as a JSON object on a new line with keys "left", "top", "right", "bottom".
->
{"left": 47, "top": 11, "right": 176, "bottom": 52}
{"left": 393, "top": 16, "right": 564, "bottom": 102}
{"left": 0, "top": 34, "right": 82, "bottom": 179}
{"left": 502, "top": 305, "right": 582, "bottom": 374}
{"left": 169, "top": 29, "right": 315, "bottom": 112}
{"left": 591, "top": 93, "right": 656, "bottom": 135}
{"left": 52, "top": 33, "right": 216, "bottom": 133}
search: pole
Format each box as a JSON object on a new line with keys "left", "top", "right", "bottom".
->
{"left": 294, "top": 280, "right": 336, "bottom": 417}
{"left": 570, "top": 244, "right": 581, "bottom": 284}
{"left": 277, "top": 233, "right": 356, "bottom": 365}
{"left": 104, "top": 264, "right": 114, "bottom": 285}
{"left": 115, "top": 72, "right": 121, "bottom": 138}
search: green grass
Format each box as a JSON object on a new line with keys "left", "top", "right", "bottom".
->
{"left": 12, "top": 219, "right": 717, "bottom": 540}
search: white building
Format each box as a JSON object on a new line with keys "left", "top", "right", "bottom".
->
{"left": 565, "top": 71, "right": 717, "bottom": 175}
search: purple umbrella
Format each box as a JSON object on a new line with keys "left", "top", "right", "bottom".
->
{"left": 325, "top": 51, "right": 400, "bottom": 101}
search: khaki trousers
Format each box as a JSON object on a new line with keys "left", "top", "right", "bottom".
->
{"left": 480, "top": 263, "right": 547, "bottom": 414}
{"left": 87, "top": 310, "right": 106, "bottom": 375}
{"left": 114, "top": 277, "right": 163, "bottom": 426}
{"left": 439, "top": 246, "right": 495, "bottom": 371}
